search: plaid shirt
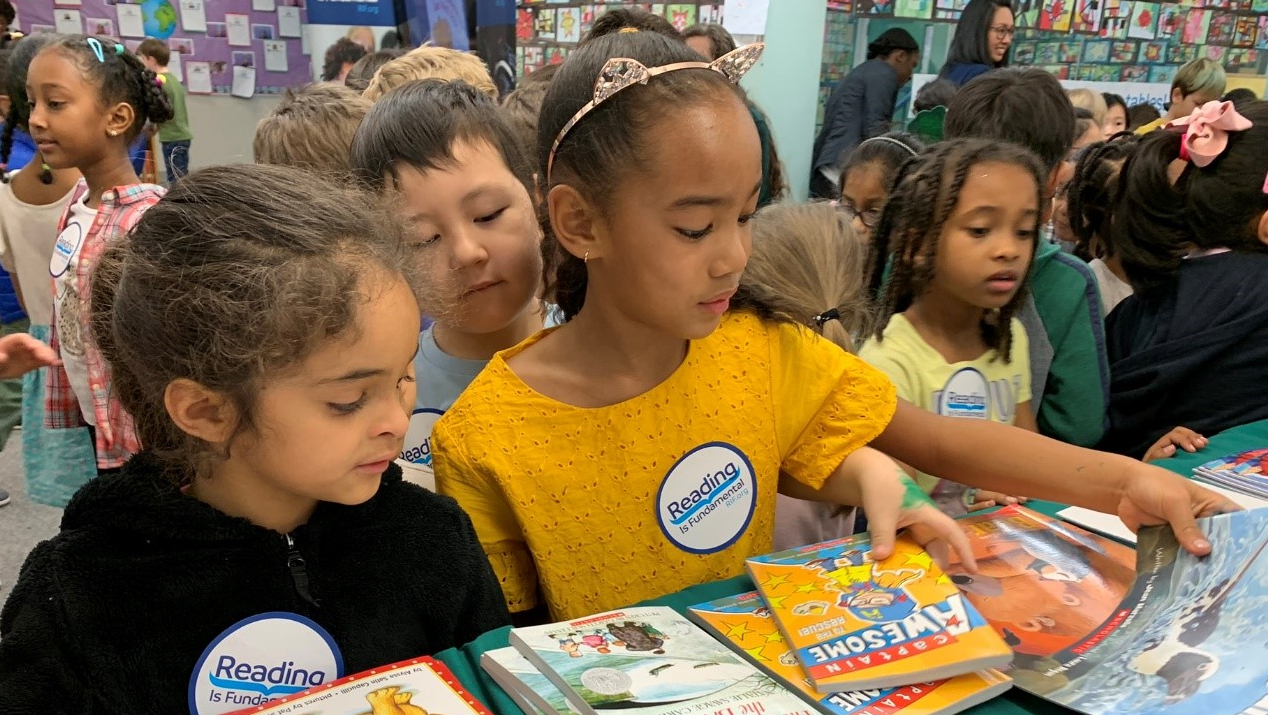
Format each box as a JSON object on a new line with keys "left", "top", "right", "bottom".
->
{"left": 44, "top": 181, "right": 165, "bottom": 469}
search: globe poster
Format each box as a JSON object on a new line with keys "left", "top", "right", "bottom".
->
{"left": 23, "top": 0, "right": 313, "bottom": 95}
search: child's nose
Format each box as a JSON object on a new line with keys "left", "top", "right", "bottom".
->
{"left": 447, "top": 227, "right": 488, "bottom": 269}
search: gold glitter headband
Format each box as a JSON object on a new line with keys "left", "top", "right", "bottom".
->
{"left": 546, "top": 43, "right": 765, "bottom": 182}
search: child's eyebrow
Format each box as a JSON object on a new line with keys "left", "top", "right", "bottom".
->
{"left": 319, "top": 368, "right": 386, "bottom": 384}
{"left": 668, "top": 183, "right": 763, "bottom": 210}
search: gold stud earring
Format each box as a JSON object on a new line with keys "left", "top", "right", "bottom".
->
{"left": 108, "top": 130, "right": 118, "bottom": 136}
{"left": 583, "top": 250, "right": 589, "bottom": 264}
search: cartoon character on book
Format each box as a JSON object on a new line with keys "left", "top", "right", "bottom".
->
{"left": 358, "top": 686, "right": 437, "bottom": 715}
{"left": 806, "top": 550, "right": 923, "bottom": 622}
{"left": 948, "top": 517, "right": 1134, "bottom": 658}
{"left": 581, "top": 629, "right": 623, "bottom": 654}
{"left": 608, "top": 622, "right": 668, "bottom": 654}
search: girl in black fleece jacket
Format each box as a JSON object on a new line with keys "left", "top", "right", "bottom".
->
{"left": 0, "top": 164, "right": 510, "bottom": 715}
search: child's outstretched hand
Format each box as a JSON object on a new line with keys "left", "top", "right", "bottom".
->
{"left": 1142, "top": 427, "right": 1208, "bottom": 462}
{"left": 0, "top": 333, "right": 58, "bottom": 379}
{"left": 862, "top": 468, "right": 976, "bottom": 572}
{"left": 1117, "top": 464, "right": 1239, "bottom": 556}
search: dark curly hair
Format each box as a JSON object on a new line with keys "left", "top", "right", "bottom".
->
{"left": 1067, "top": 136, "right": 1138, "bottom": 261}
{"left": 1, "top": 33, "right": 64, "bottom": 182}
{"left": 867, "top": 138, "right": 1046, "bottom": 363}
{"left": 41, "top": 35, "right": 175, "bottom": 142}
{"left": 321, "top": 37, "right": 367, "bottom": 82}
{"left": 90, "top": 163, "right": 419, "bottom": 485}
{"left": 581, "top": 8, "right": 681, "bottom": 44}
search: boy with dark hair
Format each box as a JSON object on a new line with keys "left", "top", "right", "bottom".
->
{"left": 944, "top": 67, "right": 1110, "bottom": 449}
{"left": 136, "top": 38, "right": 193, "bottom": 184}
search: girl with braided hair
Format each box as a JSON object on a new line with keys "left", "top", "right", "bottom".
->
{"left": 24, "top": 35, "right": 173, "bottom": 472}
{"left": 860, "top": 138, "right": 1043, "bottom": 516}
{"left": 1067, "top": 136, "right": 1137, "bottom": 312}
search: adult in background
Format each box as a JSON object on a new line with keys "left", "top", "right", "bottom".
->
{"left": 322, "top": 37, "right": 367, "bottom": 82}
{"left": 939, "top": 0, "right": 1013, "bottom": 87}
{"left": 683, "top": 23, "right": 735, "bottom": 61}
{"left": 810, "top": 28, "right": 919, "bottom": 199}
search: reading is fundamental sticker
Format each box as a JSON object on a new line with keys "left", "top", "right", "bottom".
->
{"left": 655, "top": 442, "right": 756, "bottom": 554}
{"left": 187, "top": 612, "right": 343, "bottom": 715}
{"left": 400, "top": 408, "right": 443, "bottom": 471}
{"left": 49, "top": 223, "right": 83, "bottom": 279}
{"left": 937, "top": 367, "right": 990, "bottom": 419}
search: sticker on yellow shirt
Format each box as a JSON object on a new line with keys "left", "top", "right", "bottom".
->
{"left": 655, "top": 441, "right": 757, "bottom": 554}
{"left": 936, "top": 368, "right": 1019, "bottom": 423}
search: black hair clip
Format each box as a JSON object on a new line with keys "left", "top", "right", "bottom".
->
{"left": 813, "top": 308, "right": 841, "bottom": 327}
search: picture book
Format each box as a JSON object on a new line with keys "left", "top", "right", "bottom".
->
{"left": 509, "top": 606, "right": 817, "bottom": 715}
{"left": 1194, "top": 448, "right": 1268, "bottom": 499}
{"left": 955, "top": 508, "right": 1268, "bottom": 715}
{"left": 482, "top": 647, "right": 580, "bottom": 715}
{"left": 745, "top": 534, "right": 1012, "bottom": 693}
{"left": 226, "top": 657, "right": 492, "bottom": 715}
{"left": 687, "top": 591, "right": 1013, "bottom": 715}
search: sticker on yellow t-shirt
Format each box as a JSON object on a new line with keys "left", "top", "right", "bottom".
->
{"left": 936, "top": 367, "right": 1022, "bottom": 424}
{"left": 655, "top": 441, "right": 757, "bottom": 554}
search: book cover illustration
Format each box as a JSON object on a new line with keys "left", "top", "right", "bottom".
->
{"left": 482, "top": 647, "right": 580, "bottom": 715}
{"left": 978, "top": 509, "right": 1268, "bottom": 715}
{"left": 1194, "top": 449, "right": 1268, "bottom": 498}
{"left": 746, "top": 534, "right": 1012, "bottom": 693}
{"left": 227, "top": 657, "right": 492, "bottom": 715}
{"left": 688, "top": 591, "right": 1012, "bottom": 715}
{"left": 510, "top": 606, "right": 815, "bottom": 715}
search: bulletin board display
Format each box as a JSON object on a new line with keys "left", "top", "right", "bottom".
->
{"left": 514, "top": 1, "right": 725, "bottom": 78}
{"left": 21, "top": 0, "right": 314, "bottom": 96}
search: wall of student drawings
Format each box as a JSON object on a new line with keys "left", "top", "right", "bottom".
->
{"left": 22, "top": 0, "right": 313, "bottom": 97}
{"left": 514, "top": 1, "right": 726, "bottom": 77}
{"left": 819, "top": 0, "right": 1266, "bottom": 111}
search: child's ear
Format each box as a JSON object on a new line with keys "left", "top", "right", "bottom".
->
{"left": 548, "top": 183, "right": 600, "bottom": 262}
{"left": 1041, "top": 168, "right": 1059, "bottom": 224}
{"left": 105, "top": 101, "right": 136, "bottom": 141}
{"left": 165, "top": 378, "right": 238, "bottom": 447}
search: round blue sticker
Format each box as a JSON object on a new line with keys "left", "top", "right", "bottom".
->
{"left": 187, "top": 612, "right": 344, "bottom": 715}
{"left": 655, "top": 441, "right": 757, "bottom": 554}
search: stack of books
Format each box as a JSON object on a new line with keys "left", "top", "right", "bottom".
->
{"left": 485, "top": 533, "right": 1014, "bottom": 715}
{"left": 1193, "top": 448, "right": 1268, "bottom": 500}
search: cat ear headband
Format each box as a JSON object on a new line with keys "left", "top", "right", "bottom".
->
{"left": 546, "top": 43, "right": 765, "bottom": 183}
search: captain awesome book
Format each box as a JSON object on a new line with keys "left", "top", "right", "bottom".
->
{"left": 746, "top": 534, "right": 1012, "bottom": 693}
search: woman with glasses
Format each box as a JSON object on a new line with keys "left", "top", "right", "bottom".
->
{"left": 938, "top": 0, "right": 1014, "bottom": 88}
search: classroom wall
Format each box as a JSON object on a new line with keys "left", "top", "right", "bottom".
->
{"left": 186, "top": 94, "right": 283, "bottom": 170}
{"left": 742, "top": 0, "right": 828, "bottom": 202}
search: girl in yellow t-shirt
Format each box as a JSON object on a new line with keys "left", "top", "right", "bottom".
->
{"left": 432, "top": 32, "right": 1234, "bottom": 622}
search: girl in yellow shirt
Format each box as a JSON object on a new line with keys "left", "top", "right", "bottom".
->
{"left": 433, "top": 32, "right": 1234, "bottom": 622}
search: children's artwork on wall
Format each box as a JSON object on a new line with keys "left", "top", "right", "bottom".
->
{"left": 1257, "top": 16, "right": 1268, "bottom": 49}
{"left": 1071, "top": 0, "right": 1103, "bottom": 33}
{"left": 856, "top": 0, "right": 897, "bottom": 16}
{"left": 1253, "top": 0, "right": 1268, "bottom": 12}
{"left": 1038, "top": 0, "right": 1074, "bottom": 30}
{"left": 1206, "top": 11, "right": 1235, "bottom": 44}
{"left": 1014, "top": 43, "right": 1038, "bottom": 62}
{"left": 1167, "top": 42, "right": 1198, "bottom": 61}
{"left": 516, "top": 8, "right": 534, "bottom": 39}
{"left": 934, "top": 0, "right": 969, "bottom": 19}
{"left": 1148, "top": 64, "right": 1178, "bottom": 81}
{"left": 665, "top": 4, "right": 697, "bottom": 31}
{"left": 1126, "top": 0, "right": 1156, "bottom": 38}
{"left": 1098, "top": 0, "right": 1130, "bottom": 37}
{"left": 1041, "top": 63, "right": 1071, "bottom": 78}
{"left": 1155, "top": 3, "right": 1182, "bottom": 38}
{"left": 1231, "top": 15, "right": 1257, "bottom": 47}
{"left": 580, "top": 4, "right": 597, "bottom": 34}
{"left": 1058, "top": 39, "right": 1082, "bottom": 60}
{"left": 545, "top": 45, "right": 567, "bottom": 64}
{"left": 1182, "top": 8, "right": 1210, "bottom": 43}
{"left": 1224, "top": 47, "right": 1260, "bottom": 71}
{"left": 554, "top": 7, "right": 580, "bottom": 42}
{"left": 895, "top": 0, "right": 934, "bottom": 19}
{"left": 1014, "top": 0, "right": 1041, "bottom": 26}
{"left": 1139, "top": 39, "right": 1165, "bottom": 61}
{"left": 534, "top": 6, "right": 554, "bottom": 34}
{"left": 1036, "top": 40, "right": 1061, "bottom": 62}
{"left": 1110, "top": 39, "right": 1138, "bottom": 59}
{"left": 1083, "top": 38, "right": 1112, "bottom": 60}
{"left": 1120, "top": 64, "right": 1148, "bottom": 79}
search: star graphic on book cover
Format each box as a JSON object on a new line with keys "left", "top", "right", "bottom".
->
{"left": 765, "top": 595, "right": 788, "bottom": 610}
{"left": 725, "top": 620, "right": 753, "bottom": 640}
{"left": 935, "top": 573, "right": 954, "bottom": 586}
{"left": 765, "top": 630, "right": 785, "bottom": 643}
{"left": 763, "top": 573, "right": 791, "bottom": 589}
{"left": 795, "top": 582, "right": 818, "bottom": 594}
{"left": 903, "top": 551, "right": 934, "bottom": 571}
{"left": 745, "top": 644, "right": 770, "bottom": 662}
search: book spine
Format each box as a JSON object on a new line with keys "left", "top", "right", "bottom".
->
{"left": 509, "top": 631, "right": 596, "bottom": 715}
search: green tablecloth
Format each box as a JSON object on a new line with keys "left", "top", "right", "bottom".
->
{"left": 433, "top": 419, "right": 1268, "bottom": 715}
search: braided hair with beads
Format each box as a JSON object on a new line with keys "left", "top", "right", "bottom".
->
{"left": 1067, "top": 135, "right": 1138, "bottom": 262}
{"left": 865, "top": 138, "right": 1046, "bottom": 363}
{"left": 42, "top": 35, "right": 175, "bottom": 142}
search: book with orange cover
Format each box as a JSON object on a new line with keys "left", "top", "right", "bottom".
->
{"left": 688, "top": 590, "right": 1012, "bottom": 715}
{"left": 746, "top": 534, "right": 1012, "bottom": 693}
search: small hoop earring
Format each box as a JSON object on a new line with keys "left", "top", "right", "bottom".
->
{"left": 583, "top": 250, "right": 589, "bottom": 264}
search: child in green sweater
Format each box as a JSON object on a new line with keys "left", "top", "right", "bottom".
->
{"left": 137, "top": 38, "right": 193, "bottom": 184}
